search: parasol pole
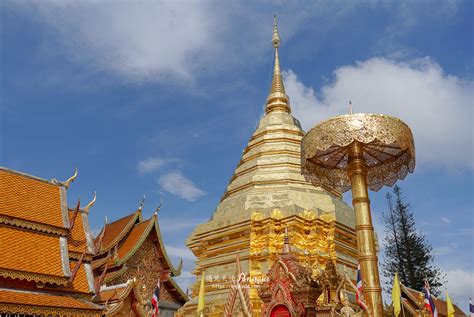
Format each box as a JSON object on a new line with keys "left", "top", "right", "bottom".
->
{"left": 347, "top": 141, "right": 384, "bottom": 317}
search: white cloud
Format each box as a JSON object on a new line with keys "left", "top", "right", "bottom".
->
{"left": 158, "top": 171, "right": 206, "bottom": 201}
{"left": 138, "top": 156, "right": 170, "bottom": 174}
{"left": 284, "top": 58, "right": 473, "bottom": 170}
{"left": 25, "top": 1, "right": 219, "bottom": 81}
{"left": 445, "top": 269, "right": 474, "bottom": 307}
{"left": 159, "top": 218, "right": 207, "bottom": 232}
{"left": 440, "top": 217, "right": 451, "bottom": 224}
{"left": 164, "top": 244, "right": 196, "bottom": 261}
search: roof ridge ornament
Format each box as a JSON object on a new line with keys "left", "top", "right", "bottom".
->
{"left": 83, "top": 191, "right": 96, "bottom": 213}
{"left": 138, "top": 194, "right": 146, "bottom": 211}
{"left": 52, "top": 167, "right": 78, "bottom": 188}
{"left": 153, "top": 196, "right": 164, "bottom": 216}
{"left": 265, "top": 15, "right": 291, "bottom": 114}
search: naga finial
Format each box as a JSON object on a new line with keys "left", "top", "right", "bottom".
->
{"left": 138, "top": 194, "right": 146, "bottom": 211}
{"left": 154, "top": 196, "right": 164, "bottom": 215}
{"left": 64, "top": 168, "right": 78, "bottom": 189}
{"left": 83, "top": 191, "right": 96, "bottom": 213}
{"left": 104, "top": 216, "right": 108, "bottom": 225}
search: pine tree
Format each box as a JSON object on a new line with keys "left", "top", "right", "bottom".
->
{"left": 381, "top": 185, "right": 445, "bottom": 296}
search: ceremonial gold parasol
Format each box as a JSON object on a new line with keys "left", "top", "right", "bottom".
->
{"left": 301, "top": 112, "right": 415, "bottom": 317}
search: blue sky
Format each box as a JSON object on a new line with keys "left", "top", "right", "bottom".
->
{"left": 1, "top": 0, "right": 472, "bottom": 308}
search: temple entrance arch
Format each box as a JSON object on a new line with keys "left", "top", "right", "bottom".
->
{"left": 270, "top": 305, "right": 291, "bottom": 317}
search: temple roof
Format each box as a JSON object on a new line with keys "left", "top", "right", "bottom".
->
{"left": 0, "top": 289, "right": 103, "bottom": 315}
{"left": 402, "top": 286, "right": 466, "bottom": 316}
{"left": 0, "top": 225, "right": 68, "bottom": 285}
{"left": 0, "top": 166, "right": 98, "bottom": 299}
{"left": 97, "top": 210, "right": 141, "bottom": 255}
{"left": 0, "top": 167, "right": 66, "bottom": 230}
{"left": 92, "top": 210, "right": 188, "bottom": 307}
{"left": 93, "top": 211, "right": 182, "bottom": 276}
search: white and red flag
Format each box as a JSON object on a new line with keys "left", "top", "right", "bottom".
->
{"left": 151, "top": 278, "right": 161, "bottom": 317}
{"left": 354, "top": 264, "right": 368, "bottom": 311}
{"left": 422, "top": 280, "right": 438, "bottom": 317}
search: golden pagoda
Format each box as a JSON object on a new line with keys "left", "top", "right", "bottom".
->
{"left": 178, "top": 17, "right": 358, "bottom": 317}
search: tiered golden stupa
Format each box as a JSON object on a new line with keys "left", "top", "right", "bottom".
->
{"left": 178, "top": 17, "right": 358, "bottom": 316}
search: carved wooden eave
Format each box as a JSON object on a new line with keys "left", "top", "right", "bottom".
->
{"left": 0, "top": 215, "right": 69, "bottom": 236}
{"left": 99, "top": 279, "right": 147, "bottom": 316}
{"left": 0, "top": 268, "right": 69, "bottom": 286}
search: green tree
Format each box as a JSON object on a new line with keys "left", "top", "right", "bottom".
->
{"left": 381, "top": 185, "right": 445, "bottom": 295}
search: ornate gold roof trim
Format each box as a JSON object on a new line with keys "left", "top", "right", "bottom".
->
{"left": 0, "top": 268, "right": 69, "bottom": 286}
{"left": 0, "top": 303, "right": 103, "bottom": 317}
{"left": 97, "top": 210, "right": 142, "bottom": 256}
{"left": 0, "top": 215, "right": 68, "bottom": 236}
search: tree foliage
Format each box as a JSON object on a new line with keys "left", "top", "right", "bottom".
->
{"left": 381, "top": 185, "right": 445, "bottom": 295}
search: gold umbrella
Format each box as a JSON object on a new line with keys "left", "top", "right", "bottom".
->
{"left": 301, "top": 112, "right": 415, "bottom": 317}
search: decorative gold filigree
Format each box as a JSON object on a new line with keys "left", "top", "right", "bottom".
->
{"left": 0, "top": 268, "right": 68, "bottom": 286}
{"left": 0, "top": 303, "right": 102, "bottom": 316}
{"left": 0, "top": 215, "right": 68, "bottom": 236}
{"left": 301, "top": 113, "right": 415, "bottom": 192}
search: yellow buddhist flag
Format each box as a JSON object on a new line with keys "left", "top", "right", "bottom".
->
{"left": 197, "top": 272, "right": 205, "bottom": 316}
{"left": 446, "top": 291, "right": 455, "bottom": 317}
{"left": 392, "top": 273, "right": 401, "bottom": 317}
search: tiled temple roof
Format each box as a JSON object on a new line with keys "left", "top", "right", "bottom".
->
{"left": 402, "top": 285, "right": 466, "bottom": 316}
{"left": 0, "top": 166, "right": 102, "bottom": 315}
{"left": 0, "top": 226, "right": 68, "bottom": 285}
{"left": 97, "top": 211, "right": 141, "bottom": 255}
{"left": 0, "top": 168, "right": 66, "bottom": 229}
{"left": 0, "top": 289, "right": 103, "bottom": 315}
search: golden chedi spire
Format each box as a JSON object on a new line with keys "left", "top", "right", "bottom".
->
{"left": 266, "top": 15, "right": 291, "bottom": 114}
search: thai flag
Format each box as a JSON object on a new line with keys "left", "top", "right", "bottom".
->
{"left": 470, "top": 297, "right": 474, "bottom": 317}
{"left": 151, "top": 278, "right": 161, "bottom": 317}
{"left": 423, "top": 281, "right": 438, "bottom": 317}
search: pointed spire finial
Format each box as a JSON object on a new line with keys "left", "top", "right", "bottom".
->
{"left": 272, "top": 15, "right": 281, "bottom": 48}
{"left": 282, "top": 225, "right": 291, "bottom": 254}
{"left": 138, "top": 194, "right": 146, "bottom": 211}
{"left": 266, "top": 15, "right": 290, "bottom": 115}
{"left": 154, "top": 196, "right": 163, "bottom": 216}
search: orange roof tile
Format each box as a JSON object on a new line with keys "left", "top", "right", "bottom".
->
{"left": 0, "top": 289, "right": 102, "bottom": 311}
{"left": 0, "top": 169, "right": 65, "bottom": 228}
{"left": 69, "top": 260, "right": 92, "bottom": 294}
{"left": 117, "top": 219, "right": 152, "bottom": 261}
{"left": 99, "top": 211, "right": 140, "bottom": 253}
{"left": 67, "top": 209, "right": 89, "bottom": 254}
{"left": 0, "top": 226, "right": 66, "bottom": 279}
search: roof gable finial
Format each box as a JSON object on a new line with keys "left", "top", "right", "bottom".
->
{"left": 266, "top": 15, "right": 290, "bottom": 114}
